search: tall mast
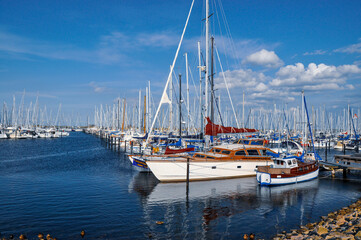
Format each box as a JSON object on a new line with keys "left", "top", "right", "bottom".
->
{"left": 117, "top": 98, "right": 120, "bottom": 130}
{"left": 148, "top": 81, "right": 152, "bottom": 131}
{"left": 121, "top": 99, "right": 126, "bottom": 132}
{"left": 242, "top": 91, "right": 245, "bottom": 128}
{"left": 138, "top": 90, "right": 141, "bottom": 132}
{"left": 210, "top": 36, "right": 214, "bottom": 123}
{"left": 197, "top": 41, "right": 203, "bottom": 135}
{"left": 185, "top": 53, "right": 190, "bottom": 134}
{"left": 205, "top": 0, "right": 209, "bottom": 118}
{"left": 179, "top": 74, "right": 182, "bottom": 138}
{"left": 143, "top": 95, "right": 146, "bottom": 133}
{"left": 169, "top": 65, "right": 173, "bottom": 132}
{"left": 146, "top": 87, "right": 149, "bottom": 132}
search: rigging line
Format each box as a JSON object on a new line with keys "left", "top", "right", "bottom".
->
{"left": 213, "top": 0, "right": 231, "bottom": 69}
{"left": 172, "top": 66, "right": 197, "bottom": 130}
{"left": 245, "top": 108, "right": 252, "bottom": 129}
{"left": 188, "top": 64, "right": 200, "bottom": 99}
{"left": 214, "top": 96, "right": 224, "bottom": 125}
{"left": 216, "top": 0, "right": 241, "bottom": 67}
{"left": 146, "top": 0, "right": 195, "bottom": 144}
{"left": 214, "top": 44, "right": 240, "bottom": 128}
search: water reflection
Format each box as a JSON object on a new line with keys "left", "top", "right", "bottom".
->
{"left": 129, "top": 172, "right": 323, "bottom": 239}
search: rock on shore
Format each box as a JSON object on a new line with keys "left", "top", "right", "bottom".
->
{"left": 273, "top": 199, "right": 361, "bottom": 240}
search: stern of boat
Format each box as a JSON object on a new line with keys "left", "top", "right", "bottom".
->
{"left": 256, "top": 172, "right": 271, "bottom": 185}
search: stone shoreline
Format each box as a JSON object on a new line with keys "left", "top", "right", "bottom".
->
{"left": 273, "top": 199, "right": 361, "bottom": 240}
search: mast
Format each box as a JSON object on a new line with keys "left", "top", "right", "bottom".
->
{"left": 210, "top": 36, "right": 214, "bottom": 123}
{"left": 146, "top": 87, "right": 149, "bottom": 132}
{"left": 205, "top": 0, "right": 209, "bottom": 118}
{"left": 117, "top": 98, "right": 120, "bottom": 130}
{"left": 242, "top": 91, "right": 245, "bottom": 128}
{"left": 145, "top": 0, "right": 195, "bottom": 144}
{"left": 169, "top": 65, "right": 173, "bottom": 132}
{"left": 197, "top": 41, "right": 203, "bottom": 135}
{"left": 179, "top": 74, "right": 182, "bottom": 138}
{"left": 185, "top": 53, "right": 190, "bottom": 134}
{"left": 138, "top": 90, "right": 141, "bottom": 132}
{"left": 148, "top": 81, "right": 152, "bottom": 131}
{"left": 143, "top": 95, "right": 146, "bottom": 133}
{"left": 121, "top": 99, "right": 126, "bottom": 132}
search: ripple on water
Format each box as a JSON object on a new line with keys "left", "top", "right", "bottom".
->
{"left": 1, "top": 133, "right": 361, "bottom": 239}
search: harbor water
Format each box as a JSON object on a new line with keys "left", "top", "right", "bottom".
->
{"left": 1, "top": 132, "right": 361, "bottom": 239}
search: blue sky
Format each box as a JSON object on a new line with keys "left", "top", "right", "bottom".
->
{"left": 1, "top": 0, "right": 361, "bottom": 124}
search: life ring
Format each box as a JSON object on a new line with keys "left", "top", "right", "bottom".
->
{"left": 296, "top": 152, "right": 301, "bottom": 157}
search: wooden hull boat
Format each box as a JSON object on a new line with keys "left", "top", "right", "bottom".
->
{"left": 256, "top": 158, "right": 319, "bottom": 186}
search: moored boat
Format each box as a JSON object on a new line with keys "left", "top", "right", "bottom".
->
{"left": 256, "top": 157, "right": 319, "bottom": 186}
{"left": 146, "top": 144, "right": 273, "bottom": 182}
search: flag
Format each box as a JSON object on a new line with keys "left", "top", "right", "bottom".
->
{"left": 354, "top": 113, "right": 358, "bottom": 119}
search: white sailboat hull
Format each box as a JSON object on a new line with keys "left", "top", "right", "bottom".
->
{"left": 147, "top": 160, "right": 273, "bottom": 182}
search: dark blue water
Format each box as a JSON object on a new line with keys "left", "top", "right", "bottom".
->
{"left": 1, "top": 132, "right": 361, "bottom": 239}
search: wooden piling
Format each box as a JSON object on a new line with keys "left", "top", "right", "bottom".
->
{"left": 186, "top": 157, "right": 190, "bottom": 188}
{"left": 325, "top": 142, "right": 328, "bottom": 162}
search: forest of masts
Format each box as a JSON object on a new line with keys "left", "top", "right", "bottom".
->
{"left": 1, "top": 93, "right": 82, "bottom": 129}
{"left": 93, "top": 93, "right": 360, "bottom": 137}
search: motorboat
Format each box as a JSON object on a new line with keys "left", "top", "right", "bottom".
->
{"left": 256, "top": 157, "right": 319, "bottom": 186}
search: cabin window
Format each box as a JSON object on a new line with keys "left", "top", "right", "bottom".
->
{"left": 261, "top": 149, "right": 267, "bottom": 156}
{"left": 247, "top": 150, "right": 259, "bottom": 156}
{"left": 237, "top": 166, "right": 242, "bottom": 168}
{"left": 299, "top": 167, "right": 303, "bottom": 171}
{"left": 287, "top": 160, "right": 292, "bottom": 165}
{"left": 222, "top": 150, "right": 231, "bottom": 155}
{"left": 212, "top": 166, "right": 216, "bottom": 169}
{"left": 235, "top": 150, "right": 246, "bottom": 156}
{"left": 195, "top": 154, "right": 205, "bottom": 158}
{"left": 305, "top": 166, "right": 308, "bottom": 170}
{"left": 214, "top": 149, "right": 221, "bottom": 153}
{"left": 207, "top": 156, "right": 215, "bottom": 159}
{"left": 292, "top": 160, "right": 296, "bottom": 164}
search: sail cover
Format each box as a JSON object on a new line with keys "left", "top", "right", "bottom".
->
{"left": 204, "top": 117, "right": 258, "bottom": 136}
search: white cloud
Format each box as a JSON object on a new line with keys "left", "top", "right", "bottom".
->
{"left": 303, "top": 49, "right": 327, "bottom": 56}
{"left": 243, "top": 49, "right": 283, "bottom": 68}
{"left": 89, "top": 82, "right": 106, "bottom": 93}
{"left": 0, "top": 30, "right": 178, "bottom": 65}
{"left": 270, "top": 63, "right": 361, "bottom": 90}
{"left": 214, "top": 68, "right": 268, "bottom": 90}
{"left": 334, "top": 42, "right": 361, "bottom": 54}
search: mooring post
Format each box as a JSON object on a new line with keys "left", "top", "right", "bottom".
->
{"left": 186, "top": 157, "right": 190, "bottom": 190}
{"left": 130, "top": 141, "right": 133, "bottom": 154}
{"left": 356, "top": 142, "right": 359, "bottom": 153}
{"left": 343, "top": 143, "right": 346, "bottom": 155}
{"left": 124, "top": 141, "right": 127, "bottom": 153}
{"left": 325, "top": 142, "right": 328, "bottom": 162}
{"left": 186, "top": 157, "right": 190, "bottom": 212}
{"left": 343, "top": 168, "right": 347, "bottom": 178}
